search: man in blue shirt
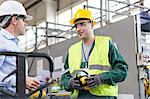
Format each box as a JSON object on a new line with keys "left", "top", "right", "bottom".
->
{"left": 0, "top": 0, "right": 40, "bottom": 93}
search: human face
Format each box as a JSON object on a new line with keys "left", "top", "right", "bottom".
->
{"left": 14, "top": 16, "right": 28, "bottom": 36}
{"left": 73, "top": 20, "right": 93, "bottom": 40}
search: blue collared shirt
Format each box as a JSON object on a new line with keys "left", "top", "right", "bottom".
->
{"left": 0, "top": 28, "right": 20, "bottom": 86}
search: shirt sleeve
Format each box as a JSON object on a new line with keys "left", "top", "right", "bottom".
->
{"left": 0, "top": 55, "right": 5, "bottom": 68}
{"left": 0, "top": 46, "right": 6, "bottom": 81}
{"left": 61, "top": 54, "right": 72, "bottom": 91}
{"left": 100, "top": 40, "right": 128, "bottom": 85}
{"left": 0, "top": 43, "right": 6, "bottom": 68}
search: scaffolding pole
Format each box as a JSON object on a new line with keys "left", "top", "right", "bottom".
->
{"left": 84, "top": 5, "right": 131, "bottom": 16}
{"left": 110, "top": 0, "right": 150, "bottom": 10}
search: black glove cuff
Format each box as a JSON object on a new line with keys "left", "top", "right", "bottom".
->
{"left": 68, "top": 78, "right": 74, "bottom": 89}
{"left": 98, "top": 75, "right": 104, "bottom": 84}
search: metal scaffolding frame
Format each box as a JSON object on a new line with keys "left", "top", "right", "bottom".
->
{"left": 84, "top": 5, "right": 131, "bottom": 16}
{"left": 21, "top": 0, "right": 150, "bottom": 52}
{"left": 110, "top": 0, "right": 150, "bottom": 10}
{"left": 34, "top": 22, "right": 75, "bottom": 50}
{"left": 0, "top": 52, "right": 53, "bottom": 98}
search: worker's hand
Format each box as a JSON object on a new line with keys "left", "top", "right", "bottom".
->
{"left": 26, "top": 76, "right": 40, "bottom": 91}
{"left": 68, "top": 78, "right": 83, "bottom": 90}
{"left": 86, "top": 75, "right": 103, "bottom": 89}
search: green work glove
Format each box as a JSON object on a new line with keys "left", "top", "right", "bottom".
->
{"left": 68, "top": 78, "right": 84, "bottom": 90}
{"left": 85, "top": 74, "right": 103, "bottom": 89}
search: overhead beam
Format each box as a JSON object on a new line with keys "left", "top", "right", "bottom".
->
{"left": 24, "top": 0, "right": 42, "bottom": 10}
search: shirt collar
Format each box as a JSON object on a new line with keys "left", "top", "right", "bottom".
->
{"left": 0, "top": 28, "right": 20, "bottom": 43}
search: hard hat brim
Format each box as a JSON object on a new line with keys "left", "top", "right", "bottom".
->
{"left": 70, "top": 18, "right": 96, "bottom": 25}
{"left": 69, "top": 19, "right": 76, "bottom": 25}
{"left": 92, "top": 21, "right": 96, "bottom": 25}
{"left": 25, "top": 15, "right": 33, "bottom": 21}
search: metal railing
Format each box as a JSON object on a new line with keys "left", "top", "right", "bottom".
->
{"left": 0, "top": 52, "right": 53, "bottom": 98}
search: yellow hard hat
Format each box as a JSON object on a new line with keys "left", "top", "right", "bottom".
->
{"left": 146, "top": 65, "right": 150, "bottom": 69}
{"left": 70, "top": 9, "right": 96, "bottom": 25}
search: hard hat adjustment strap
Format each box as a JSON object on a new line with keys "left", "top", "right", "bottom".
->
{"left": 1, "top": 16, "right": 11, "bottom": 27}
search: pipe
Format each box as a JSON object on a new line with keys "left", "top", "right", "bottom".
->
{"left": 115, "top": 1, "right": 140, "bottom": 12}
{"left": 110, "top": 0, "right": 150, "bottom": 10}
{"left": 84, "top": 5, "right": 131, "bottom": 16}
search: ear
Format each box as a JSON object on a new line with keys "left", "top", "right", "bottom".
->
{"left": 11, "top": 16, "right": 18, "bottom": 25}
{"left": 91, "top": 23, "right": 94, "bottom": 29}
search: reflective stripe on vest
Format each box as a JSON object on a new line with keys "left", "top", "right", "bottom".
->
{"left": 89, "top": 64, "right": 111, "bottom": 70}
{"left": 68, "top": 36, "right": 118, "bottom": 98}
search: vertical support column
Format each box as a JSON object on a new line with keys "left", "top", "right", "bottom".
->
{"left": 46, "top": 22, "right": 49, "bottom": 47}
{"left": 44, "top": 0, "right": 57, "bottom": 53}
{"left": 105, "top": 0, "right": 111, "bottom": 24}
{"left": 46, "top": 22, "right": 51, "bottom": 56}
{"left": 105, "top": 0, "right": 113, "bottom": 24}
{"left": 16, "top": 55, "right": 26, "bottom": 98}
{"left": 45, "top": 0, "right": 57, "bottom": 24}
{"left": 100, "top": 0, "right": 103, "bottom": 26}
{"left": 35, "top": 27, "right": 38, "bottom": 51}
{"left": 105, "top": 0, "right": 107, "bottom": 24}
{"left": 135, "top": 15, "right": 142, "bottom": 53}
{"left": 127, "top": 0, "right": 131, "bottom": 14}
{"left": 135, "top": 15, "right": 145, "bottom": 99}
{"left": 138, "top": 67, "right": 145, "bottom": 99}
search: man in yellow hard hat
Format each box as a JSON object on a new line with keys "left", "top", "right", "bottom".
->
{"left": 0, "top": 0, "right": 40, "bottom": 97}
{"left": 61, "top": 9, "right": 128, "bottom": 99}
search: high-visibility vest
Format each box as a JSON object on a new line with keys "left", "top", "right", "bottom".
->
{"left": 68, "top": 36, "right": 118, "bottom": 98}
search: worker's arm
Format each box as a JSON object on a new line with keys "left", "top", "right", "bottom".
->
{"left": 100, "top": 40, "right": 128, "bottom": 85}
{"left": 61, "top": 55, "right": 72, "bottom": 91}
{"left": 61, "top": 40, "right": 128, "bottom": 89}
{"left": 0, "top": 48, "right": 16, "bottom": 85}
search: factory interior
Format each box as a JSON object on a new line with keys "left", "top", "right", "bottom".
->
{"left": 0, "top": 0, "right": 150, "bottom": 99}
